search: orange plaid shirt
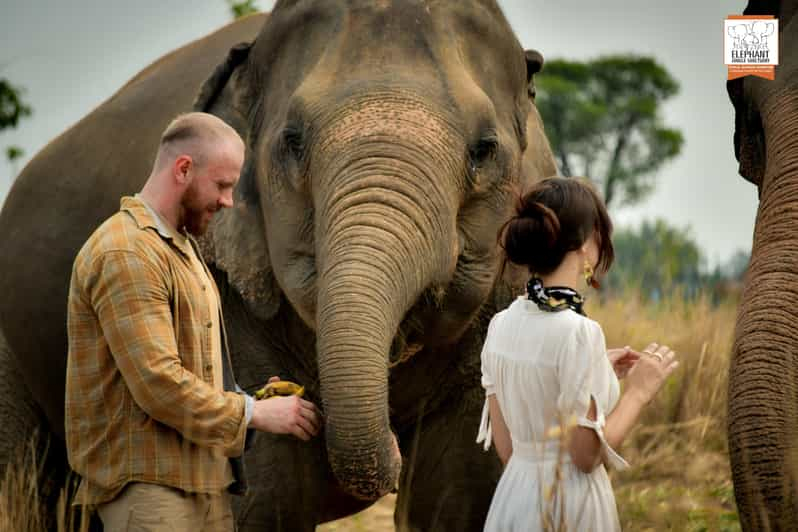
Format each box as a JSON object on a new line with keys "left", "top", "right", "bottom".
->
{"left": 66, "top": 196, "right": 248, "bottom": 506}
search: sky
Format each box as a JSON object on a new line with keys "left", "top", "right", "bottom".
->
{"left": 0, "top": 0, "right": 757, "bottom": 268}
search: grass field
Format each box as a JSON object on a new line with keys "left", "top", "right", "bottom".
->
{"left": 1, "top": 290, "right": 741, "bottom": 531}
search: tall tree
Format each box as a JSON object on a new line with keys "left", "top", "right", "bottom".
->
{"left": 227, "top": 0, "right": 258, "bottom": 19}
{"left": 0, "top": 78, "right": 32, "bottom": 163}
{"left": 536, "top": 55, "right": 684, "bottom": 207}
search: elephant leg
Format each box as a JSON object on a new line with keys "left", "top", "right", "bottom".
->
{"left": 394, "top": 386, "right": 502, "bottom": 532}
{"left": 0, "top": 334, "right": 89, "bottom": 530}
{"left": 234, "top": 431, "right": 378, "bottom": 530}
{"left": 0, "top": 333, "right": 41, "bottom": 473}
{"left": 234, "top": 432, "right": 328, "bottom": 531}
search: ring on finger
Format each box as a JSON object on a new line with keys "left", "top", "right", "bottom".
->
{"left": 643, "top": 350, "right": 664, "bottom": 362}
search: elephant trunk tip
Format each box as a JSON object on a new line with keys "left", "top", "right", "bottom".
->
{"left": 328, "top": 430, "right": 402, "bottom": 501}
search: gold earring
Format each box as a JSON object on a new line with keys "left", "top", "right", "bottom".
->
{"left": 583, "top": 259, "right": 599, "bottom": 289}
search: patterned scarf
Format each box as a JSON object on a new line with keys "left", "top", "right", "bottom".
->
{"left": 526, "top": 277, "right": 586, "bottom": 316}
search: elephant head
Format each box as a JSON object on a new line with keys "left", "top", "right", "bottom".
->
{"left": 195, "top": 0, "right": 554, "bottom": 500}
{"left": 727, "top": 0, "right": 798, "bottom": 529}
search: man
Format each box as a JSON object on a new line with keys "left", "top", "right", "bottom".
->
{"left": 65, "top": 112, "right": 321, "bottom": 530}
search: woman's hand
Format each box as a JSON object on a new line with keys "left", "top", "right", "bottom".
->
{"left": 624, "top": 343, "right": 679, "bottom": 405}
{"left": 607, "top": 346, "right": 640, "bottom": 379}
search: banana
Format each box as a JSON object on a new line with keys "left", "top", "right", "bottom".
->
{"left": 254, "top": 380, "right": 305, "bottom": 400}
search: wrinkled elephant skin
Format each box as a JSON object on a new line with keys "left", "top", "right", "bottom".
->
{"left": 727, "top": 1, "right": 798, "bottom": 530}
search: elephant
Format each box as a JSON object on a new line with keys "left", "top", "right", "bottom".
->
{"left": 0, "top": 1, "right": 557, "bottom": 530}
{"left": 727, "top": 0, "right": 798, "bottom": 530}
{"left": 729, "top": 24, "right": 751, "bottom": 50}
{"left": 752, "top": 20, "right": 776, "bottom": 46}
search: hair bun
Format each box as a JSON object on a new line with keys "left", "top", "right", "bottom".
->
{"left": 501, "top": 199, "right": 561, "bottom": 270}
{"left": 517, "top": 198, "right": 561, "bottom": 248}
{"left": 498, "top": 177, "right": 614, "bottom": 276}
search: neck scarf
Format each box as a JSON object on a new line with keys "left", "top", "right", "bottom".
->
{"left": 526, "top": 277, "right": 586, "bottom": 316}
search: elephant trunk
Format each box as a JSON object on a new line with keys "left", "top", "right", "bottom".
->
{"left": 315, "top": 151, "right": 456, "bottom": 499}
{"left": 729, "top": 89, "right": 798, "bottom": 530}
{"left": 316, "top": 260, "right": 403, "bottom": 500}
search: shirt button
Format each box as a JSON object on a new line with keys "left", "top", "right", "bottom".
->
{"left": 206, "top": 321, "right": 212, "bottom": 328}
{"left": 201, "top": 285, "right": 207, "bottom": 291}
{"left": 205, "top": 364, "right": 213, "bottom": 372}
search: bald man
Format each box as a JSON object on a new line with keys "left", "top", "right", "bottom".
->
{"left": 65, "top": 113, "right": 321, "bottom": 531}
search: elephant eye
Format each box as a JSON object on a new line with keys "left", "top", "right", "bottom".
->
{"left": 282, "top": 126, "right": 305, "bottom": 160}
{"left": 467, "top": 135, "right": 498, "bottom": 176}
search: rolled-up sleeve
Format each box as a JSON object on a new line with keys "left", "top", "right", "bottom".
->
{"left": 88, "top": 249, "right": 247, "bottom": 457}
{"left": 576, "top": 407, "right": 629, "bottom": 470}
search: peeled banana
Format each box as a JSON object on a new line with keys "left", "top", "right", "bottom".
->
{"left": 254, "top": 380, "right": 305, "bottom": 400}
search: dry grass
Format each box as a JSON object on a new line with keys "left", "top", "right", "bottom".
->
{"left": 593, "top": 289, "right": 740, "bottom": 531}
{"left": 0, "top": 436, "right": 88, "bottom": 532}
{"left": 1, "top": 290, "right": 740, "bottom": 531}
{"left": 0, "top": 438, "right": 48, "bottom": 532}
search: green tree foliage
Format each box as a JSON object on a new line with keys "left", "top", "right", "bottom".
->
{"left": 606, "top": 219, "right": 703, "bottom": 298}
{"left": 227, "top": 0, "right": 258, "bottom": 19}
{"left": 605, "top": 219, "right": 750, "bottom": 303}
{"left": 5, "top": 146, "right": 23, "bottom": 163}
{"left": 0, "top": 78, "right": 32, "bottom": 163}
{"left": 0, "top": 79, "right": 31, "bottom": 129}
{"left": 536, "top": 56, "right": 684, "bottom": 207}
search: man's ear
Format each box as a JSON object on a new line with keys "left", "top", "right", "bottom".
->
{"left": 173, "top": 155, "right": 193, "bottom": 185}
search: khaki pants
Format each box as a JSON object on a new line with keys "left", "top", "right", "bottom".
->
{"left": 97, "top": 482, "right": 234, "bottom": 532}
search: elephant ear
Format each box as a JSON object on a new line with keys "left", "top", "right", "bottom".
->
{"left": 519, "top": 49, "right": 557, "bottom": 185}
{"left": 727, "top": 78, "right": 766, "bottom": 189}
{"left": 194, "top": 41, "right": 254, "bottom": 134}
{"left": 742, "top": 0, "right": 780, "bottom": 18}
{"left": 194, "top": 42, "right": 282, "bottom": 322}
{"left": 524, "top": 49, "right": 544, "bottom": 101}
{"left": 500, "top": 49, "right": 558, "bottom": 295}
{"left": 726, "top": 0, "right": 793, "bottom": 190}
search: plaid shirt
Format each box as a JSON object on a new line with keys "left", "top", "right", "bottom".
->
{"left": 66, "top": 196, "right": 249, "bottom": 506}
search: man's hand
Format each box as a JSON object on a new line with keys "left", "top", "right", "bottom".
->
{"left": 249, "top": 376, "right": 322, "bottom": 441}
{"left": 607, "top": 346, "right": 640, "bottom": 380}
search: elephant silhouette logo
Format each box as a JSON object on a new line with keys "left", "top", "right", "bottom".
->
{"left": 725, "top": 15, "right": 778, "bottom": 80}
{"left": 727, "top": 22, "right": 774, "bottom": 52}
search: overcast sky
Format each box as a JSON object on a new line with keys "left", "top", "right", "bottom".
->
{"left": 0, "top": 0, "right": 756, "bottom": 267}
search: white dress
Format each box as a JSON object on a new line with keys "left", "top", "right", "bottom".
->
{"left": 477, "top": 296, "right": 629, "bottom": 532}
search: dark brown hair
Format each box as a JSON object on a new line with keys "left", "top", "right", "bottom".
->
{"left": 498, "top": 177, "right": 614, "bottom": 276}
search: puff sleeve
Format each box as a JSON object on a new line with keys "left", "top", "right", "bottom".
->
{"left": 476, "top": 315, "right": 499, "bottom": 451}
{"left": 556, "top": 320, "right": 629, "bottom": 470}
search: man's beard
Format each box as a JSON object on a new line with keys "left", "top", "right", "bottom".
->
{"left": 181, "top": 186, "right": 216, "bottom": 236}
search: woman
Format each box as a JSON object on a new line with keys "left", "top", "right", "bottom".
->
{"left": 477, "top": 177, "right": 678, "bottom": 531}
